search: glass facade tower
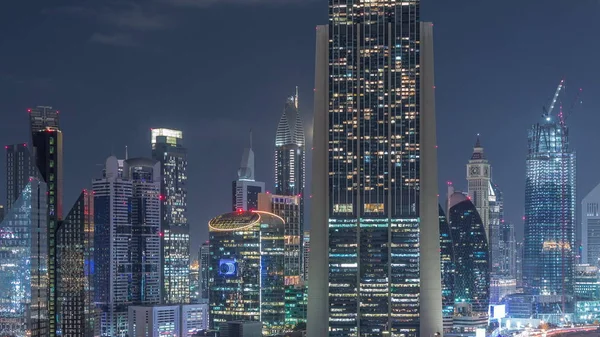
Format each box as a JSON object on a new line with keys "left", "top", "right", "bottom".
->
{"left": 447, "top": 192, "right": 490, "bottom": 314}
{"left": 0, "top": 179, "right": 48, "bottom": 337}
{"left": 93, "top": 156, "right": 162, "bottom": 336}
{"left": 308, "top": 2, "right": 442, "bottom": 336}
{"left": 5, "top": 143, "right": 35, "bottom": 211}
{"left": 523, "top": 116, "right": 576, "bottom": 296}
{"left": 208, "top": 211, "right": 285, "bottom": 336}
{"left": 439, "top": 206, "right": 455, "bottom": 330}
{"left": 29, "top": 105, "right": 63, "bottom": 337}
{"left": 57, "top": 190, "right": 97, "bottom": 337}
{"left": 199, "top": 242, "right": 209, "bottom": 302}
{"left": 151, "top": 128, "right": 190, "bottom": 304}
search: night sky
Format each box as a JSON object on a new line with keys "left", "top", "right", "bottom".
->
{"left": 2, "top": 0, "right": 600, "bottom": 256}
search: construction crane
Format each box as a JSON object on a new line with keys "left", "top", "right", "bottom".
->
{"left": 542, "top": 78, "right": 564, "bottom": 120}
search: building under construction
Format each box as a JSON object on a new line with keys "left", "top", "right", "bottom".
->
{"left": 523, "top": 80, "right": 577, "bottom": 302}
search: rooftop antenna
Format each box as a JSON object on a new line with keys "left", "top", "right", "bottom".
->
{"left": 125, "top": 145, "right": 129, "bottom": 160}
{"left": 249, "top": 129, "right": 253, "bottom": 149}
{"left": 295, "top": 86, "right": 299, "bottom": 109}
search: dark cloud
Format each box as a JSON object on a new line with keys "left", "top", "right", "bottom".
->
{"left": 47, "top": 1, "right": 170, "bottom": 47}
{"left": 90, "top": 32, "right": 138, "bottom": 47}
{"left": 158, "top": 0, "right": 311, "bottom": 8}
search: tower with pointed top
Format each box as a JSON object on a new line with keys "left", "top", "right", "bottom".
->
{"left": 275, "top": 87, "right": 305, "bottom": 197}
{"left": 467, "top": 136, "right": 491, "bottom": 241}
{"left": 274, "top": 88, "right": 306, "bottom": 277}
{"left": 232, "top": 133, "right": 265, "bottom": 211}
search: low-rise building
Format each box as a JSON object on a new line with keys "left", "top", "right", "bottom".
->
{"left": 128, "top": 304, "right": 209, "bottom": 337}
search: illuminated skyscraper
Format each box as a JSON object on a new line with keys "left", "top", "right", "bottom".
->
{"left": 94, "top": 156, "right": 133, "bottom": 336}
{"left": 5, "top": 143, "right": 35, "bottom": 211}
{"left": 57, "top": 190, "right": 97, "bottom": 337}
{"left": 439, "top": 206, "right": 455, "bottom": 331}
{"left": 302, "top": 231, "right": 309, "bottom": 281}
{"left": 275, "top": 88, "right": 306, "bottom": 255}
{"left": 124, "top": 158, "right": 162, "bottom": 305}
{"left": 582, "top": 182, "right": 600, "bottom": 267}
{"left": 199, "top": 242, "right": 209, "bottom": 302}
{"left": 232, "top": 136, "right": 264, "bottom": 211}
{"left": 0, "top": 178, "right": 48, "bottom": 337}
{"left": 208, "top": 211, "right": 285, "bottom": 336}
{"left": 489, "top": 181, "right": 503, "bottom": 273}
{"left": 308, "top": 3, "right": 442, "bottom": 336}
{"left": 523, "top": 115, "right": 575, "bottom": 297}
{"left": 94, "top": 156, "right": 162, "bottom": 336}
{"left": 447, "top": 192, "right": 490, "bottom": 314}
{"left": 258, "top": 193, "right": 306, "bottom": 328}
{"left": 151, "top": 128, "right": 190, "bottom": 304}
{"left": 29, "top": 105, "right": 63, "bottom": 337}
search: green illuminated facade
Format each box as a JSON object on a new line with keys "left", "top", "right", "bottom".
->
{"left": 208, "top": 211, "right": 285, "bottom": 336}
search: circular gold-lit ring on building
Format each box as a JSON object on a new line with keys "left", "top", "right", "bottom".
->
{"left": 208, "top": 210, "right": 286, "bottom": 232}
{"left": 208, "top": 211, "right": 261, "bottom": 232}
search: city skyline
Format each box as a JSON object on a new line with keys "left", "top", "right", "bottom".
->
{"left": 2, "top": 1, "right": 600, "bottom": 255}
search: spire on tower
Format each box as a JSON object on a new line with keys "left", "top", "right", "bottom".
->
{"left": 294, "top": 86, "right": 299, "bottom": 109}
{"left": 471, "top": 134, "right": 485, "bottom": 160}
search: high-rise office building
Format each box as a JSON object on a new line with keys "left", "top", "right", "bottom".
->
{"left": 582, "top": 182, "right": 600, "bottom": 267}
{"left": 29, "top": 105, "right": 63, "bottom": 337}
{"left": 199, "top": 242, "right": 209, "bottom": 302}
{"left": 523, "top": 115, "right": 576, "bottom": 296}
{"left": 439, "top": 206, "right": 455, "bottom": 331}
{"left": 258, "top": 193, "right": 302, "bottom": 285}
{"left": 275, "top": 88, "right": 305, "bottom": 198}
{"left": 574, "top": 264, "right": 600, "bottom": 301}
{"left": 302, "top": 231, "right": 309, "bottom": 281}
{"left": 500, "top": 221, "right": 517, "bottom": 277}
{"left": 0, "top": 179, "right": 48, "bottom": 337}
{"left": 308, "top": 4, "right": 442, "bottom": 336}
{"left": 0, "top": 205, "right": 4, "bottom": 222}
{"left": 124, "top": 158, "right": 162, "bottom": 304}
{"left": 93, "top": 156, "right": 162, "bottom": 336}
{"left": 5, "top": 143, "right": 35, "bottom": 211}
{"left": 151, "top": 128, "right": 190, "bottom": 304}
{"left": 208, "top": 211, "right": 285, "bottom": 336}
{"left": 94, "top": 156, "right": 134, "bottom": 336}
{"left": 57, "top": 190, "right": 97, "bottom": 337}
{"left": 489, "top": 181, "right": 503, "bottom": 273}
{"left": 447, "top": 192, "right": 490, "bottom": 314}
{"left": 516, "top": 241, "right": 524, "bottom": 287}
{"left": 232, "top": 138, "right": 265, "bottom": 211}
{"left": 275, "top": 88, "right": 306, "bottom": 265}
{"left": 190, "top": 260, "right": 199, "bottom": 303}
{"left": 467, "top": 137, "right": 491, "bottom": 243}
{"left": 258, "top": 193, "right": 306, "bottom": 329}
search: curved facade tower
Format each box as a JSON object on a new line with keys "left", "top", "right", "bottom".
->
{"left": 208, "top": 211, "right": 285, "bottom": 336}
{"left": 448, "top": 193, "right": 490, "bottom": 314}
{"left": 523, "top": 116, "right": 575, "bottom": 296}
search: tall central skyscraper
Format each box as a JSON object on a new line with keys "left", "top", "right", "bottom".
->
{"left": 308, "top": 1, "right": 442, "bottom": 335}
{"left": 29, "top": 105, "right": 63, "bottom": 337}
{"left": 523, "top": 114, "right": 576, "bottom": 297}
{"left": 151, "top": 128, "right": 190, "bottom": 304}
